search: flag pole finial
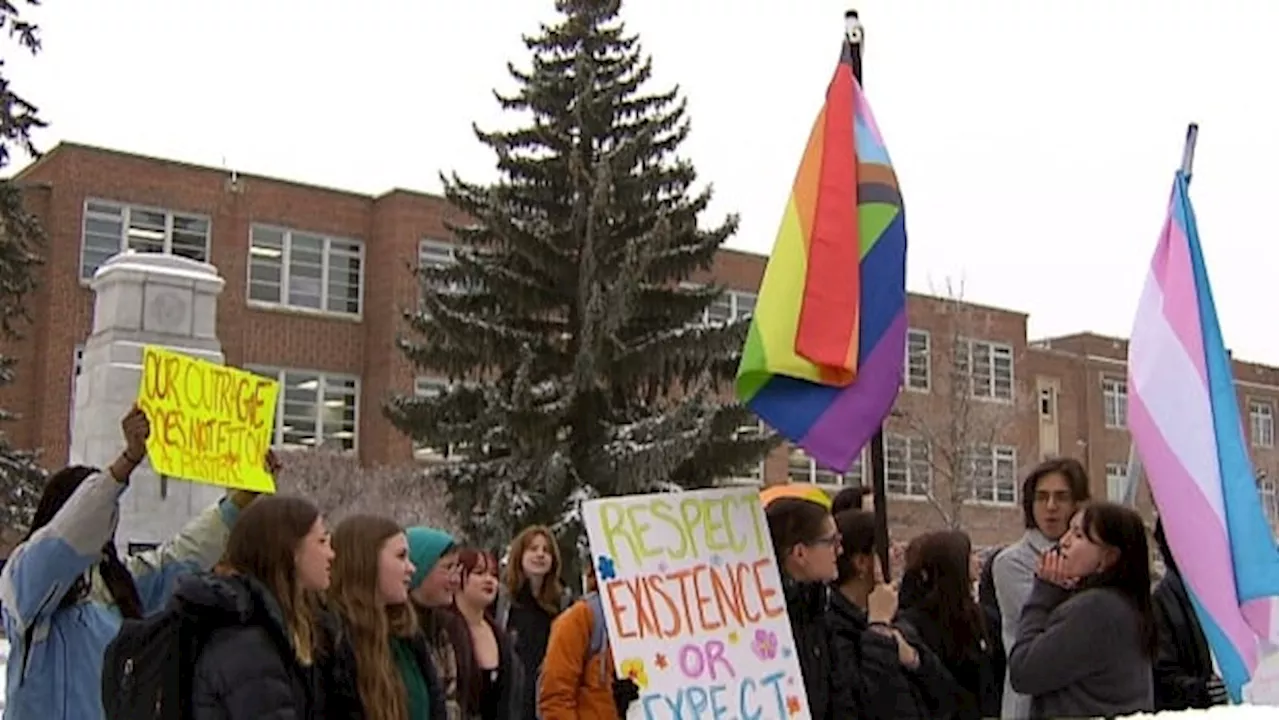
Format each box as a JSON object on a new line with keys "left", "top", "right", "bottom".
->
{"left": 845, "top": 9, "right": 863, "bottom": 44}
{"left": 1181, "top": 123, "right": 1200, "bottom": 179}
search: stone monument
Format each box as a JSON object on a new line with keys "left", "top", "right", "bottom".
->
{"left": 70, "top": 252, "right": 228, "bottom": 552}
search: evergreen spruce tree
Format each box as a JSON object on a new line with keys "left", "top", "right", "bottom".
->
{"left": 0, "top": 0, "right": 49, "bottom": 535}
{"left": 387, "top": 0, "right": 774, "bottom": 553}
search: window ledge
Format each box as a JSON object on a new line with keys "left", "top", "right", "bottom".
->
{"left": 886, "top": 492, "right": 932, "bottom": 502}
{"left": 967, "top": 499, "right": 1020, "bottom": 509}
{"left": 247, "top": 300, "right": 363, "bottom": 323}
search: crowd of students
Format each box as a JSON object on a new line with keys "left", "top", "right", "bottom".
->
{"left": 0, "top": 407, "right": 1234, "bottom": 719}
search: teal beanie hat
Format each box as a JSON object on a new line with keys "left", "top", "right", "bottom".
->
{"left": 405, "top": 526, "right": 456, "bottom": 589}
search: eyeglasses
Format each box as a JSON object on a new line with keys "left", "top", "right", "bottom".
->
{"left": 1034, "top": 490, "right": 1074, "bottom": 506}
{"left": 809, "top": 533, "right": 841, "bottom": 549}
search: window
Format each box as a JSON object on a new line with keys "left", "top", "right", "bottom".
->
{"left": 905, "top": 330, "right": 930, "bottom": 391}
{"left": 733, "top": 422, "right": 767, "bottom": 483}
{"left": 81, "top": 200, "right": 211, "bottom": 280}
{"left": 701, "top": 290, "right": 757, "bottom": 325}
{"left": 885, "top": 434, "right": 931, "bottom": 497}
{"left": 967, "top": 445, "right": 1017, "bottom": 504}
{"left": 249, "top": 225, "right": 364, "bottom": 316}
{"left": 1102, "top": 376, "right": 1127, "bottom": 429}
{"left": 413, "top": 377, "right": 456, "bottom": 462}
{"left": 1250, "top": 400, "right": 1275, "bottom": 448}
{"left": 1260, "top": 471, "right": 1277, "bottom": 531}
{"left": 955, "top": 339, "right": 1014, "bottom": 401}
{"left": 1039, "top": 387, "right": 1057, "bottom": 421}
{"left": 788, "top": 445, "right": 863, "bottom": 487}
{"left": 71, "top": 345, "right": 85, "bottom": 419}
{"left": 251, "top": 368, "right": 360, "bottom": 451}
{"left": 419, "top": 238, "right": 456, "bottom": 269}
{"left": 1105, "top": 462, "right": 1129, "bottom": 502}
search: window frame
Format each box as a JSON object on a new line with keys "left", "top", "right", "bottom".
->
{"left": 248, "top": 365, "right": 362, "bottom": 453}
{"left": 1104, "top": 462, "right": 1128, "bottom": 502}
{"left": 884, "top": 433, "right": 932, "bottom": 498}
{"left": 955, "top": 337, "right": 1015, "bottom": 402}
{"left": 1102, "top": 375, "right": 1128, "bottom": 429}
{"left": 788, "top": 444, "right": 865, "bottom": 488}
{"left": 80, "top": 198, "right": 212, "bottom": 282}
{"left": 967, "top": 444, "right": 1018, "bottom": 505}
{"left": 1249, "top": 399, "right": 1275, "bottom": 449}
{"left": 701, "top": 289, "right": 758, "bottom": 325}
{"left": 905, "top": 329, "right": 931, "bottom": 392}
{"left": 412, "top": 376, "right": 458, "bottom": 463}
{"left": 247, "top": 223, "right": 366, "bottom": 319}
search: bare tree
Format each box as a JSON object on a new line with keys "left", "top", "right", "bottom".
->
{"left": 893, "top": 280, "right": 1034, "bottom": 530}
{"left": 272, "top": 449, "right": 459, "bottom": 534}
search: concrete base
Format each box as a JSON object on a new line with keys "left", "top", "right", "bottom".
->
{"left": 69, "top": 252, "right": 228, "bottom": 551}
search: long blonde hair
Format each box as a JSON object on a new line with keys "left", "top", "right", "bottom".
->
{"left": 329, "top": 515, "right": 420, "bottom": 720}
{"left": 218, "top": 495, "right": 322, "bottom": 665}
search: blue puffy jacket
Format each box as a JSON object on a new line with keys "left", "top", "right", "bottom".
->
{"left": 0, "top": 470, "right": 239, "bottom": 719}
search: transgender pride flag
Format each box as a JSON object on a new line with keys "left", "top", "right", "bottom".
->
{"left": 1128, "top": 169, "right": 1280, "bottom": 702}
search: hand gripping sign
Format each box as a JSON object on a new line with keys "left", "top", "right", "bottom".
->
{"left": 135, "top": 346, "right": 281, "bottom": 493}
{"left": 583, "top": 486, "right": 812, "bottom": 720}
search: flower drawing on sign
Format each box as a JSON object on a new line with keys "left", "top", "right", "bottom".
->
{"left": 620, "top": 658, "right": 649, "bottom": 690}
{"left": 596, "top": 555, "right": 616, "bottom": 581}
{"left": 751, "top": 629, "right": 779, "bottom": 661}
{"left": 654, "top": 652, "right": 669, "bottom": 670}
{"left": 787, "top": 695, "right": 803, "bottom": 716}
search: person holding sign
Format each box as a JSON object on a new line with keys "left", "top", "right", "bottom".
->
{"left": 0, "top": 405, "right": 263, "bottom": 720}
{"left": 763, "top": 496, "right": 859, "bottom": 719}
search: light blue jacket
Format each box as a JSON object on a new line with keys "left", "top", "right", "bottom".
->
{"left": 993, "top": 529, "right": 1054, "bottom": 720}
{"left": 0, "top": 470, "right": 239, "bottom": 719}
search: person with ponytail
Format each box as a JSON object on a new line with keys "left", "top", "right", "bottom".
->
{"left": 0, "top": 405, "right": 261, "bottom": 719}
{"left": 328, "top": 515, "right": 447, "bottom": 720}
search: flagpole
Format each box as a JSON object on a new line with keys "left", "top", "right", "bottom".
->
{"left": 1124, "top": 122, "right": 1199, "bottom": 508}
{"left": 844, "top": 8, "right": 893, "bottom": 579}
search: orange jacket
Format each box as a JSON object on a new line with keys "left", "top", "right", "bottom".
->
{"left": 537, "top": 597, "right": 618, "bottom": 720}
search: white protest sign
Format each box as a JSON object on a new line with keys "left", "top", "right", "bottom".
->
{"left": 582, "top": 487, "right": 812, "bottom": 719}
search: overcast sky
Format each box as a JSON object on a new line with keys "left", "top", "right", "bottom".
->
{"left": 7, "top": 0, "right": 1277, "bottom": 365}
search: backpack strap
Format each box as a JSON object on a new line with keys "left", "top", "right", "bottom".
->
{"left": 583, "top": 592, "right": 609, "bottom": 684}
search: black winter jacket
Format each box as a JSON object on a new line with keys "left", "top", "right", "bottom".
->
{"left": 497, "top": 582, "right": 565, "bottom": 720}
{"left": 897, "top": 605, "right": 1000, "bottom": 720}
{"left": 828, "top": 590, "right": 954, "bottom": 719}
{"left": 1152, "top": 570, "right": 1219, "bottom": 710}
{"left": 782, "top": 579, "right": 857, "bottom": 720}
{"left": 175, "top": 573, "right": 329, "bottom": 720}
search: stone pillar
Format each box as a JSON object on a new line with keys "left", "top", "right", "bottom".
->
{"left": 70, "top": 252, "right": 228, "bottom": 552}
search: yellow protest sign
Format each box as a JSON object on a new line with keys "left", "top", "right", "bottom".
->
{"left": 135, "top": 346, "right": 280, "bottom": 493}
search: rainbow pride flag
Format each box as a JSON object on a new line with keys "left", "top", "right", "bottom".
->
{"left": 1128, "top": 170, "right": 1280, "bottom": 702}
{"left": 735, "top": 41, "right": 907, "bottom": 473}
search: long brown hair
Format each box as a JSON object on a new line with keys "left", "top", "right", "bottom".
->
{"left": 329, "top": 515, "right": 420, "bottom": 720}
{"left": 218, "top": 495, "right": 323, "bottom": 665}
{"left": 503, "top": 525, "right": 564, "bottom": 615}
{"left": 451, "top": 548, "right": 501, "bottom": 715}
{"left": 902, "top": 530, "right": 987, "bottom": 663}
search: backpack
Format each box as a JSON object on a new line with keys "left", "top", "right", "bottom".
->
{"left": 101, "top": 606, "right": 205, "bottom": 720}
{"left": 535, "top": 592, "right": 608, "bottom": 720}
